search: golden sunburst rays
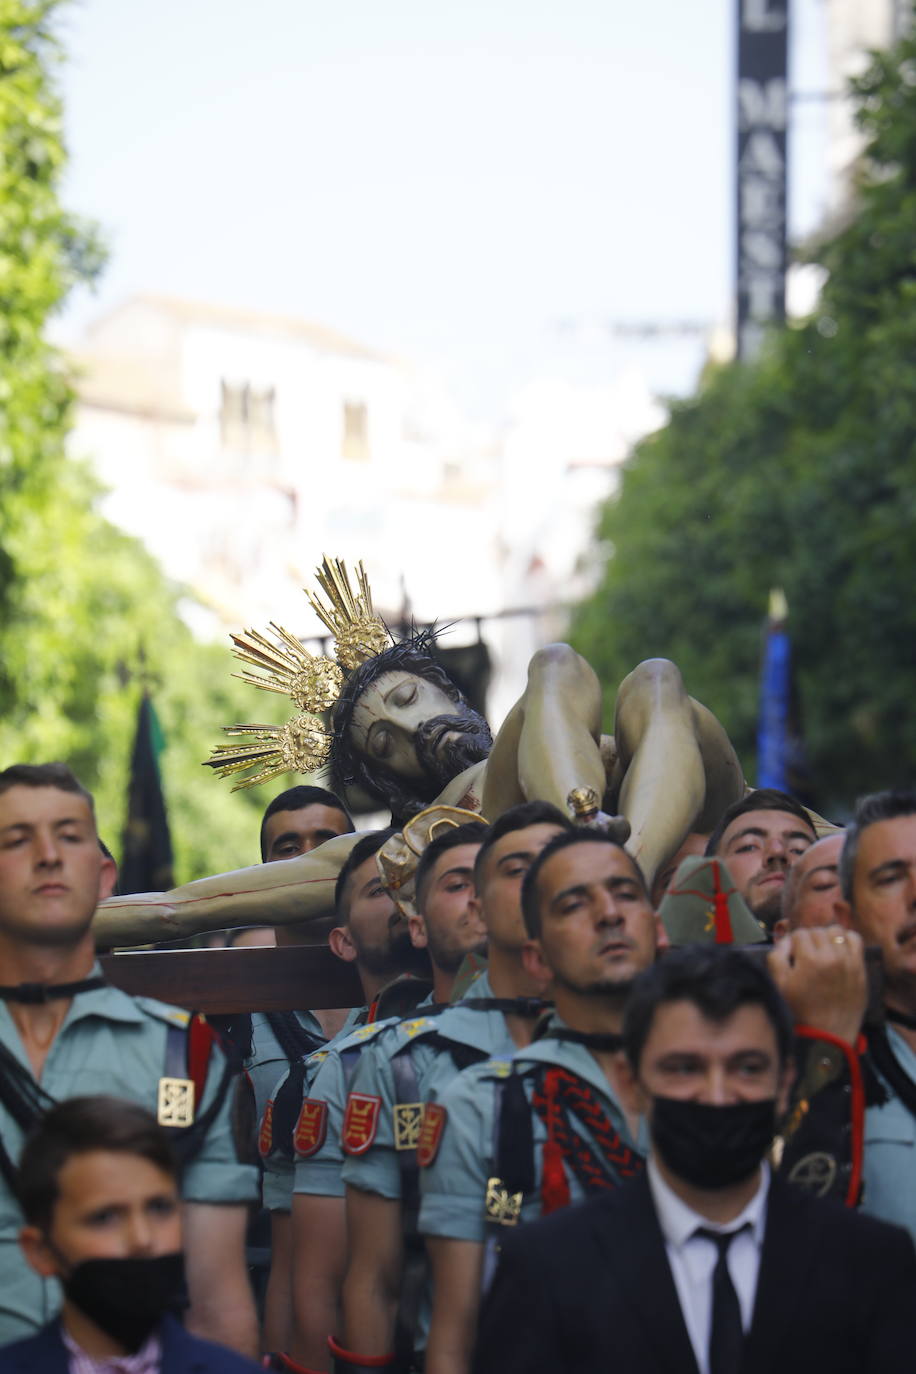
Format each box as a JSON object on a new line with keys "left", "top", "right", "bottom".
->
{"left": 306, "top": 556, "right": 390, "bottom": 670}
{"left": 204, "top": 715, "right": 332, "bottom": 792}
{"left": 229, "top": 623, "right": 344, "bottom": 713}
{"left": 204, "top": 555, "right": 391, "bottom": 792}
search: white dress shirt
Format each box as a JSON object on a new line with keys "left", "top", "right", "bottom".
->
{"left": 62, "top": 1326, "right": 161, "bottom": 1374}
{"left": 647, "top": 1156, "right": 769, "bottom": 1374}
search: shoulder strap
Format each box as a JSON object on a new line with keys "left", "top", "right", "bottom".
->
{"left": 264, "top": 1011, "right": 326, "bottom": 1064}
{"left": 866, "top": 1024, "right": 916, "bottom": 1117}
{"left": 163, "top": 1018, "right": 238, "bottom": 1168}
{"left": 0, "top": 1042, "right": 57, "bottom": 1192}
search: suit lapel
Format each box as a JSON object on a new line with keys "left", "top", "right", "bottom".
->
{"left": 14, "top": 1321, "right": 72, "bottom": 1374}
{"left": 589, "top": 1174, "right": 701, "bottom": 1374}
{"left": 743, "top": 1177, "right": 824, "bottom": 1373}
{"left": 159, "top": 1315, "right": 207, "bottom": 1373}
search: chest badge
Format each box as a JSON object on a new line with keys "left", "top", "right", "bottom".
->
{"left": 393, "top": 1102, "right": 424, "bottom": 1151}
{"left": 485, "top": 1176, "right": 522, "bottom": 1226}
{"left": 158, "top": 1076, "right": 195, "bottom": 1129}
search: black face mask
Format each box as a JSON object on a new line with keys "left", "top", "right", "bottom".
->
{"left": 650, "top": 1095, "right": 777, "bottom": 1189}
{"left": 61, "top": 1252, "right": 186, "bottom": 1352}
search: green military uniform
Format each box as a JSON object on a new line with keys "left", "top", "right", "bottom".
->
{"left": 0, "top": 977, "right": 258, "bottom": 1342}
{"left": 862, "top": 1026, "right": 916, "bottom": 1244}
{"left": 340, "top": 973, "right": 518, "bottom": 1200}
{"left": 338, "top": 973, "right": 525, "bottom": 1358}
{"left": 290, "top": 1015, "right": 401, "bottom": 1201}
{"left": 258, "top": 1007, "right": 366, "bottom": 1213}
{"left": 418, "top": 1017, "right": 647, "bottom": 1247}
{"left": 247, "top": 1010, "right": 328, "bottom": 1127}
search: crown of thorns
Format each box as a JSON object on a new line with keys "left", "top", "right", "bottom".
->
{"left": 203, "top": 557, "right": 439, "bottom": 792}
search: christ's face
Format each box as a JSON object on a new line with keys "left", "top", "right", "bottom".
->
{"left": 349, "top": 672, "right": 491, "bottom": 786}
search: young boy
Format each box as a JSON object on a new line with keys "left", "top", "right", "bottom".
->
{"left": 1, "top": 1096, "right": 261, "bottom": 1372}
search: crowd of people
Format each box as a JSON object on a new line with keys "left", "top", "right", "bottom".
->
{"left": 0, "top": 636, "right": 915, "bottom": 1373}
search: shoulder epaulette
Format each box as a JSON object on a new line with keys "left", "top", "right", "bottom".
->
{"left": 134, "top": 998, "right": 192, "bottom": 1029}
{"left": 480, "top": 1058, "right": 514, "bottom": 1078}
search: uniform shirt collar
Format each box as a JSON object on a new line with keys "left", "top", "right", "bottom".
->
{"left": 648, "top": 1154, "right": 770, "bottom": 1251}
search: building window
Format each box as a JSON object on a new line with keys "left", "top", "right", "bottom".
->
{"left": 220, "top": 380, "right": 278, "bottom": 454}
{"left": 342, "top": 400, "right": 369, "bottom": 460}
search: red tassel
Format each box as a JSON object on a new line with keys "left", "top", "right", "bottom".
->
{"left": 540, "top": 1069, "right": 571, "bottom": 1214}
{"left": 712, "top": 863, "right": 734, "bottom": 944}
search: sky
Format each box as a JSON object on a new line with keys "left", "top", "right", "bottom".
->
{"left": 54, "top": 0, "right": 830, "bottom": 422}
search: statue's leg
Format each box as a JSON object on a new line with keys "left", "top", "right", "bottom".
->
{"left": 614, "top": 659, "right": 707, "bottom": 888}
{"left": 480, "top": 699, "right": 527, "bottom": 819}
{"left": 688, "top": 698, "right": 746, "bottom": 829}
{"left": 482, "top": 644, "right": 606, "bottom": 822}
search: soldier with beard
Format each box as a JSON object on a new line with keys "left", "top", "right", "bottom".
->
{"left": 259, "top": 830, "right": 431, "bottom": 1372}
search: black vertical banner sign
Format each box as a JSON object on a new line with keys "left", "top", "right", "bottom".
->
{"left": 121, "top": 693, "right": 175, "bottom": 895}
{"left": 736, "top": 0, "right": 789, "bottom": 360}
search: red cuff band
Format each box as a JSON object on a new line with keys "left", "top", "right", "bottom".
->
{"left": 261, "top": 1355, "right": 325, "bottom": 1374}
{"left": 327, "top": 1336, "right": 394, "bottom": 1368}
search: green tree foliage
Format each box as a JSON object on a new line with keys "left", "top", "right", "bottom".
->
{"left": 0, "top": 2, "right": 295, "bottom": 883}
{"left": 572, "top": 21, "right": 916, "bottom": 815}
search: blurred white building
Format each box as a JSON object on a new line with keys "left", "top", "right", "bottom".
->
{"left": 824, "top": 0, "right": 911, "bottom": 210}
{"left": 69, "top": 294, "right": 498, "bottom": 630}
{"left": 69, "top": 294, "right": 660, "bottom": 724}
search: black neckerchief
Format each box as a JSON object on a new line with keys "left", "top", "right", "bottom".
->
{"left": 886, "top": 1006, "right": 916, "bottom": 1032}
{"left": 865, "top": 1017, "right": 916, "bottom": 1115}
{"left": 461, "top": 997, "right": 549, "bottom": 1019}
{"left": 0, "top": 976, "right": 107, "bottom": 1004}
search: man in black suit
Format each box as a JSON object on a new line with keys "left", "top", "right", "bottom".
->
{"left": 1, "top": 1096, "right": 261, "bottom": 1374}
{"left": 474, "top": 945, "right": 916, "bottom": 1374}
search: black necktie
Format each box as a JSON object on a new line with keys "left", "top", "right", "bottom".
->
{"left": 694, "top": 1223, "right": 751, "bottom": 1374}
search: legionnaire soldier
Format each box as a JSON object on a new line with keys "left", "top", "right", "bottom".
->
{"left": 235, "top": 786, "right": 354, "bottom": 1356}
{"left": 705, "top": 789, "right": 819, "bottom": 936}
{"left": 837, "top": 789, "right": 916, "bottom": 1245}
{"left": 332, "top": 804, "right": 570, "bottom": 1374}
{"left": 263, "top": 829, "right": 432, "bottom": 1374}
{"left": 0, "top": 764, "right": 259, "bottom": 1353}
{"left": 419, "top": 831, "right": 658, "bottom": 1374}
{"left": 93, "top": 558, "right": 749, "bottom": 951}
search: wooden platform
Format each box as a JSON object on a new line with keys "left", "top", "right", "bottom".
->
{"left": 100, "top": 944, "right": 363, "bottom": 1014}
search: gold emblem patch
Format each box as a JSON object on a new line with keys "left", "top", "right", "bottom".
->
{"left": 485, "top": 1177, "right": 522, "bottom": 1226}
{"left": 158, "top": 1076, "right": 195, "bottom": 1128}
{"left": 394, "top": 1102, "right": 424, "bottom": 1151}
{"left": 418, "top": 1103, "right": 447, "bottom": 1167}
{"left": 788, "top": 1151, "right": 838, "bottom": 1197}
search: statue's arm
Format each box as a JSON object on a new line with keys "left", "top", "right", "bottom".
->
{"left": 92, "top": 831, "right": 363, "bottom": 949}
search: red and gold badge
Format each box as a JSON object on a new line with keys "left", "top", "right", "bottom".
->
{"left": 258, "top": 1099, "right": 274, "bottom": 1159}
{"left": 342, "top": 1092, "right": 382, "bottom": 1155}
{"left": 417, "top": 1102, "right": 447, "bottom": 1167}
{"left": 294, "top": 1098, "right": 328, "bottom": 1157}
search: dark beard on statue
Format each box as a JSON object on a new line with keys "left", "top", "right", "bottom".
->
{"left": 354, "top": 702, "right": 495, "bottom": 823}
{"left": 413, "top": 708, "right": 494, "bottom": 795}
